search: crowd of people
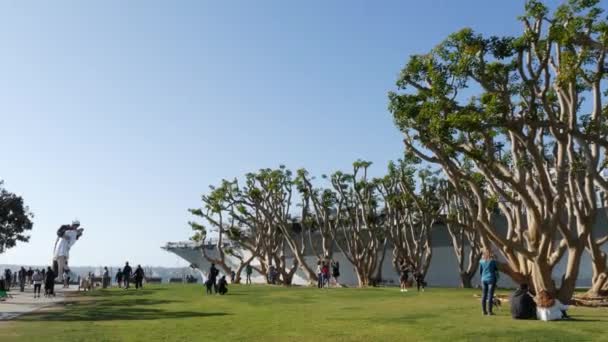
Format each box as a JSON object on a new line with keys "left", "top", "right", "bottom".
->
{"left": 398, "top": 260, "right": 426, "bottom": 293}
{"left": 0, "top": 260, "right": 148, "bottom": 300}
{"left": 1, "top": 267, "right": 59, "bottom": 299}
{"left": 0, "top": 247, "right": 575, "bottom": 323}
{"left": 315, "top": 260, "right": 340, "bottom": 288}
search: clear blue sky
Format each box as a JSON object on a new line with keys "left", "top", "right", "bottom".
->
{"left": 1, "top": 0, "right": 546, "bottom": 267}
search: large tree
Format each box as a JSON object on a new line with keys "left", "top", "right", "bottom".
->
{"left": 0, "top": 181, "right": 34, "bottom": 253}
{"left": 389, "top": 0, "right": 608, "bottom": 302}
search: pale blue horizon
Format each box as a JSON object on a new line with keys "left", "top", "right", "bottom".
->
{"left": 1, "top": 0, "right": 551, "bottom": 267}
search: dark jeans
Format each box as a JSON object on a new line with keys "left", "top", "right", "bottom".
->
{"left": 317, "top": 273, "right": 323, "bottom": 288}
{"left": 482, "top": 280, "right": 496, "bottom": 314}
{"left": 34, "top": 284, "right": 41, "bottom": 296}
{"left": 124, "top": 276, "right": 130, "bottom": 289}
{"left": 135, "top": 277, "right": 143, "bottom": 289}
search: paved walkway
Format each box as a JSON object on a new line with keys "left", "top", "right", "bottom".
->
{"left": 0, "top": 286, "right": 77, "bottom": 320}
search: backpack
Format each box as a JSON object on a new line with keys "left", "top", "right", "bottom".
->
{"left": 57, "top": 225, "right": 71, "bottom": 238}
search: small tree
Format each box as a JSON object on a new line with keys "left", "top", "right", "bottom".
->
{"left": 330, "top": 161, "right": 386, "bottom": 286}
{"left": 376, "top": 159, "right": 441, "bottom": 281}
{"left": 295, "top": 169, "right": 339, "bottom": 263}
{"left": 0, "top": 181, "right": 34, "bottom": 254}
{"left": 189, "top": 180, "right": 235, "bottom": 277}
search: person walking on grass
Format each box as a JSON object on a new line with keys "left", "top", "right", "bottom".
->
{"left": 122, "top": 262, "right": 133, "bottom": 289}
{"left": 115, "top": 268, "right": 123, "bottom": 288}
{"left": 32, "top": 270, "right": 43, "bottom": 298}
{"left": 316, "top": 261, "right": 323, "bottom": 289}
{"left": 102, "top": 267, "right": 109, "bottom": 289}
{"left": 413, "top": 266, "right": 426, "bottom": 292}
{"left": 321, "top": 262, "right": 330, "bottom": 288}
{"left": 209, "top": 263, "right": 219, "bottom": 293}
{"left": 245, "top": 263, "right": 253, "bottom": 285}
{"left": 399, "top": 260, "right": 410, "bottom": 293}
{"left": 331, "top": 260, "right": 340, "bottom": 286}
{"left": 479, "top": 249, "right": 499, "bottom": 316}
{"left": 134, "top": 265, "right": 145, "bottom": 289}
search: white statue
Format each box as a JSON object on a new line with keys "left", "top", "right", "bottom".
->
{"left": 53, "top": 220, "right": 84, "bottom": 282}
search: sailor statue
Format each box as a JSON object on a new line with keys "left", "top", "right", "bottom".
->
{"left": 53, "top": 220, "right": 84, "bottom": 282}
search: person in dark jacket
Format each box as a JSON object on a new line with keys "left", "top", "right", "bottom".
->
{"left": 18, "top": 267, "right": 26, "bottom": 292}
{"left": 122, "top": 262, "right": 133, "bottom": 289}
{"left": 4, "top": 269, "right": 11, "bottom": 290}
{"left": 209, "top": 264, "right": 219, "bottom": 293}
{"left": 44, "top": 267, "right": 55, "bottom": 297}
{"left": 217, "top": 276, "right": 228, "bottom": 295}
{"left": 510, "top": 284, "right": 537, "bottom": 319}
{"left": 134, "top": 265, "right": 145, "bottom": 289}
{"left": 115, "top": 268, "right": 123, "bottom": 288}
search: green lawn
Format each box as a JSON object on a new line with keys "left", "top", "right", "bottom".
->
{"left": 1, "top": 284, "right": 608, "bottom": 341}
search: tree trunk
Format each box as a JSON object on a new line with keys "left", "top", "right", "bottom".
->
{"left": 460, "top": 272, "right": 474, "bottom": 288}
{"left": 372, "top": 240, "right": 388, "bottom": 284}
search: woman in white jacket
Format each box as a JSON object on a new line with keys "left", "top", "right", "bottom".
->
{"left": 536, "top": 290, "right": 570, "bottom": 321}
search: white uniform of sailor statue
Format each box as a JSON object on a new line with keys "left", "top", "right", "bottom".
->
{"left": 53, "top": 220, "right": 84, "bottom": 282}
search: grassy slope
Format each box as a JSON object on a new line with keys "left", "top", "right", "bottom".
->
{"left": 1, "top": 285, "right": 608, "bottom": 342}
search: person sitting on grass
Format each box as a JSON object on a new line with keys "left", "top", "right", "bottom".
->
{"left": 217, "top": 275, "right": 228, "bottom": 295}
{"left": 510, "top": 283, "right": 536, "bottom": 320}
{"left": 536, "top": 290, "right": 570, "bottom": 321}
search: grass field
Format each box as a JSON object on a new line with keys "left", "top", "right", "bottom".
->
{"left": 1, "top": 284, "right": 608, "bottom": 341}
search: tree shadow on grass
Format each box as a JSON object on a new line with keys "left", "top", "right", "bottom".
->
{"left": 17, "top": 296, "right": 229, "bottom": 322}
{"left": 86, "top": 288, "right": 168, "bottom": 298}
{"left": 19, "top": 306, "right": 228, "bottom": 322}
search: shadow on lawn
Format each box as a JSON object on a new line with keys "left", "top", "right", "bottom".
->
{"left": 19, "top": 307, "right": 228, "bottom": 322}
{"left": 17, "top": 294, "right": 229, "bottom": 322}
